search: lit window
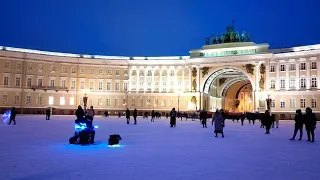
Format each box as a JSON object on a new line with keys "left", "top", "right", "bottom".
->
{"left": 289, "top": 77, "right": 295, "bottom": 89}
{"left": 70, "top": 97, "right": 75, "bottom": 105}
{"left": 290, "top": 99, "right": 296, "bottom": 108}
{"left": 60, "top": 96, "right": 65, "bottom": 105}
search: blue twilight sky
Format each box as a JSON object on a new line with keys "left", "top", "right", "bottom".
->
{"left": 0, "top": 0, "right": 319, "bottom": 57}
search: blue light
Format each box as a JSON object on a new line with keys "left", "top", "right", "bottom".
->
{"left": 2, "top": 110, "right": 11, "bottom": 124}
{"left": 74, "top": 123, "right": 99, "bottom": 132}
{"left": 108, "top": 144, "right": 123, "bottom": 148}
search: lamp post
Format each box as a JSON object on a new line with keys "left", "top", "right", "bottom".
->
{"left": 83, "top": 93, "right": 88, "bottom": 111}
{"left": 266, "top": 93, "right": 271, "bottom": 111}
{"left": 48, "top": 95, "right": 53, "bottom": 115}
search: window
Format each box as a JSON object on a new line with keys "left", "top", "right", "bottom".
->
{"left": 38, "top": 64, "right": 43, "bottom": 72}
{"left": 300, "top": 63, "right": 306, "bottom": 70}
{"left": 170, "top": 70, "right": 174, "bottom": 76}
{"left": 280, "top": 100, "right": 285, "bottom": 108}
{"left": 71, "top": 67, "right": 76, "bottom": 74}
{"left": 27, "top": 63, "right": 32, "bottom": 70}
{"left": 290, "top": 99, "right": 296, "bottom": 108}
{"left": 146, "top": 98, "right": 151, "bottom": 106}
{"left": 99, "top": 81, "right": 103, "bottom": 90}
{"left": 80, "top": 68, "right": 85, "bottom": 74}
{"left": 311, "top": 77, "right": 317, "bottom": 88}
{"left": 27, "top": 77, "right": 32, "bottom": 87}
{"left": 5, "top": 61, "right": 10, "bottom": 68}
{"left": 90, "top": 81, "right": 94, "bottom": 89}
{"left": 271, "top": 100, "right": 275, "bottom": 108}
{"left": 270, "top": 79, "right": 275, "bottom": 89}
{"left": 300, "top": 77, "right": 306, "bottom": 88}
{"left": 139, "top": 81, "right": 144, "bottom": 90}
{"left": 124, "top": 82, "right": 128, "bottom": 91}
{"left": 270, "top": 65, "right": 275, "bottom": 72}
{"left": 71, "top": 80, "right": 76, "bottom": 89}
{"left": 107, "top": 69, "right": 112, "bottom": 75}
{"left": 162, "top": 100, "right": 166, "bottom": 107}
{"left": 115, "top": 82, "right": 119, "bottom": 91}
{"left": 89, "top": 97, "right": 93, "bottom": 106}
{"left": 162, "top": 81, "right": 166, "bottom": 86}
{"left": 98, "top": 98, "right": 102, "bottom": 106}
{"left": 124, "top": 69, "right": 128, "bottom": 76}
{"left": 70, "top": 97, "right": 75, "bottom": 105}
{"left": 16, "top": 62, "right": 22, "bottom": 70}
{"left": 15, "top": 76, "right": 21, "bottom": 87}
{"left": 115, "top": 98, "right": 119, "bottom": 106}
{"left": 37, "top": 95, "right": 42, "bottom": 105}
{"left": 2, "top": 94, "right": 7, "bottom": 104}
{"left": 62, "top": 66, "right": 67, "bottom": 73}
{"left": 290, "top": 64, "right": 295, "bottom": 71}
{"left": 3, "top": 76, "right": 9, "bottom": 86}
{"left": 80, "top": 81, "right": 85, "bottom": 89}
{"left": 289, "top": 77, "right": 295, "bottom": 89}
{"left": 50, "top": 65, "right": 55, "bottom": 72}
{"left": 14, "top": 95, "right": 20, "bottom": 104}
{"left": 26, "top": 95, "right": 31, "bottom": 104}
{"left": 107, "top": 82, "right": 111, "bottom": 90}
{"left": 90, "top": 68, "right": 95, "bottom": 74}
{"left": 280, "top": 64, "right": 285, "bottom": 71}
{"left": 170, "top": 98, "right": 173, "bottom": 107}
{"left": 312, "top": 98, "right": 317, "bottom": 108}
{"left": 132, "top": 81, "right": 136, "bottom": 89}
{"left": 300, "top": 98, "right": 306, "bottom": 108}
{"left": 147, "top": 70, "right": 152, "bottom": 76}
{"left": 50, "top": 79, "right": 55, "bottom": 87}
{"left": 311, "top": 62, "right": 317, "bottom": 69}
{"left": 139, "top": 98, "right": 143, "bottom": 106}
{"left": 115, "top": 69, "right": 120, "bottom": 75}
{"left": 131, "top": 98, "right": 135, "bottom": 106}
{"left": 280, "top": 79, "right": 285, "bottom": 89}
{"left": 155, "top": 98, "right": 158, "bottom": 106}
{"left": 99, "top": 68, "right": 103, "bottom": 75}
{"left": 37, "top": 78, "right": 43, "bottom": 86}
{"left": 61, "top": 79, "right": 66, "bottom": 88}
{"left": 122, "top": 98, "right": 126, "bottom": 105}
{"left": 60, "top": 96, "right": 65, "bottom": 105}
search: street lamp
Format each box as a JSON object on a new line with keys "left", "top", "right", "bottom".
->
{"left": 266, "top": 92, "right": 271, "bottom": 111}
{"left": 48, "top": 95, "right": 53, "bottom": 115}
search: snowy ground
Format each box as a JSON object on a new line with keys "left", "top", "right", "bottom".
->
{"left": 0, "top": 115, "right": 319, "bottom": 180}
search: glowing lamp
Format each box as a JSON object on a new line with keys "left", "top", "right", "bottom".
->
{"left": 2, "top": 110, "right": 11, "bottom": 124}
{"left": 49, "top": 96, "right": 54, "bottom": 105}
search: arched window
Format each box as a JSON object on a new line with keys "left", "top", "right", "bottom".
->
{"left": 280, "top": 78, "right": 285, "bottom": 89}
{"left": 300, "top": 77, "right": 306, "bottom": 88}
{"left": 270, "top": 79, "right": 275, "bottom": 89}
{"left": 311, "top": 76, "right": 317, "bottom": 88}
{"left": 289, "top": 77, "right": 295, "bottom": 89}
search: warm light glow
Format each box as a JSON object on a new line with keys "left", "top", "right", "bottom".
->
{"left": 49, "top": 96, "right": 54, "bottom": 105}
{"left": 247, "top": 98, "right": 252, "bottom": 103}
{"left": 60, "top": 96, "right": 65, "bottom": 105}
{"left": 70, "top": 97, "right": 75, "bottom": 106}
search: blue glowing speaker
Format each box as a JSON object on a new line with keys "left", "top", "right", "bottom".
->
{"left": 109, "top": 134, "right": 122, "bottom": 146}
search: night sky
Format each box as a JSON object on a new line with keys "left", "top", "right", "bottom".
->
{"left": 0, "top": 0, "right": 319, "bottom": 56}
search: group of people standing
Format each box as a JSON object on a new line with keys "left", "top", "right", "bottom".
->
{"left": 125, "top": 108, "right": 138, "bottom": 125}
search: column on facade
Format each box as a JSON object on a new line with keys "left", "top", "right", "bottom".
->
{"left": 136, "top": 68, "right": 140, "bottom": 91}
{"left": 129, "top": 68, "right": 133, "bottom": 91}
{"left": 306, "top": 59, "right": 311, "bottom": 90}
{"left": 317, "top": 60, "right": 320, "bottom": 89}
{"left": 144, "top": 68, "right": 147, "bottom": 91}
{"left": 188, "top": 67, "right": 192, "bottom": 92}
{"left": 174, "top": 68, "right": 178, "bottom": 92}
{"left": 265, "top": 61, "right": 270, "bottom": 90}
{"left": 275, "top": 62, "right": 280, "bottom": 91}
{"left": 196, "top": 65, "right": 200, "bottom": 92}
{"left": 166, "top": 67, "right": 170, "bottom": 92}
{"left": 151, "top": 69, "right": 155, "bottom": 92}
{"left": 255, "top": 62, "right": 260, "bottom": 92}
{"left": 159, "top": 68, "right": 162, "bottom": 91}
{"left": 295, "top": 59, "right": 300, "bottom": 90}
{"left": 285, "top": 61, "right": 290, "bottom": 90}
{"left": 182, "top": 68, "right": 185, "bottom": 92}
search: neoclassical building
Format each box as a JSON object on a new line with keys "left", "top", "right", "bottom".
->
{"left": 1, "top": 28, "right": 320, "bottom": 118}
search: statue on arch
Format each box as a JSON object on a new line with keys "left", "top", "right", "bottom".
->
{"left": 230, "top": 32, "right": 235, "bottom": 42}
{"left": 192, "top": 79, "right": 197, "bottom": 91}
{"left": 221, "top": 33, "right": 225, "bottom": 43}
{"left": 211, "top": 35, "right": 216, "bottom": 44}
{"left": 205, "top": 37, "right": 210, "bottom": 45}
{"left": 216, "top": 33, "right": 221, "bottom": 44}
{"left": 235, "top": 31, "right": 240, "bottom": 42}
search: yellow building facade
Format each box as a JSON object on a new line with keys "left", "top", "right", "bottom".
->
{"left": 0, "top": 41, "right": 320, "bottom": 118}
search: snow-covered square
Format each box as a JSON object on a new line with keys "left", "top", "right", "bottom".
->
{"left": 0, "top": 115, "right": 319, "bottom": 180}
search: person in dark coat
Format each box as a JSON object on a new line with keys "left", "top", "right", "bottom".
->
{"left": 263, "top": 110, "right": 272, "bottom": 134}
{"left": 304, "top": 107, "right": 317, "bottom": 142}
{"left": 75, "top": 105, "right": 85, "bottom": 120}
{"left": 290, "top": 109, "right": 304, "bottom": 140}
{"left": 240, "top": 113, "right": 245, "bottom": 126}
{"left": 133, "top": 109, "right": 138, "bottom": 125}
{"left": 126, "top": 109, "right": 130, "bottom": 124}
{"left": 201, "top": 109, "right": 207, "bottom": 128}
{"left": 46, "top": 108, "right": 51, "bottom": 120}
{"left": 212, "top": 109, "right": 224, "bottom": 137}
{"left": 151, "top": 110, "right": 155, "bottom": 122}
{"left": 8, "top": 107, "right": 17, "bottom": 125}
{"left": 170, "top": 108, "right": 177, "bottom": 127}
